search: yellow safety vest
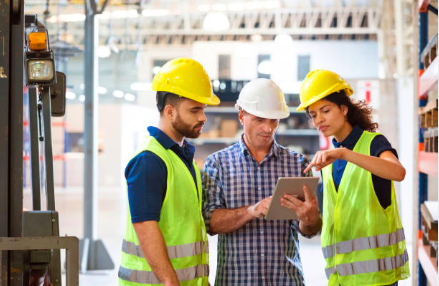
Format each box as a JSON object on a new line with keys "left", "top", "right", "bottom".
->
{"left": 321, "top": 131, "right": 410, "bottom": 286}
{"left": 118, "top": 136, "right": 209, "bottom": 286}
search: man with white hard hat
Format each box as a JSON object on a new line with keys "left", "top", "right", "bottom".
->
{"left": 202, "top": 78, "right": 322, "bottom": 285}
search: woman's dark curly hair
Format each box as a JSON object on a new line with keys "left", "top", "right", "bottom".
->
{"left": 307, "top": 90, "right": 378, "bottom": 132}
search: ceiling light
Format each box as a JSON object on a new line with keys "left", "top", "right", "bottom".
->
{"left": 251, "top": 34, "right": 263, "bottom": 42}
{"left": 274, "top": 34, "right": 293, "bottom": 45}
{"left": 98, "top": 86, "right": 107, "bottom": 94}
{"left": 113, "top": 90, "right": 124, "bottom": 98}
{"left": 66, "top": 91, "right": 76, "bottom": 100}
{"left": 124, "top": 93, "right": 136, "bottom": 102}
{"left": 203, "top": 12, "right": 230, "bottom": 31}
{"left": 98, "top": 46, "right": 111, "bottom": 58}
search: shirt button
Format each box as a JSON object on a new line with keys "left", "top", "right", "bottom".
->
{"left": 258, "top": 187, "right": 261, "bottom": 191}
{"left": 260, "top": 230, "right": 264, "bottom": 234}
{"left": 262, "top": 276, "right": 265, "bottom": 279}
{"left": 261, "top": 253, "right": 264, "bottom": 257}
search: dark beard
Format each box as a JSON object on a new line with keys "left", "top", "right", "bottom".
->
{"left": 171, "top": 114, "right": 204, "bottom": 139}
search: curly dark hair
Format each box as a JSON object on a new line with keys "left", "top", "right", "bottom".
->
{"left": 307, "top": 90, "right": 378, "bottom": 132}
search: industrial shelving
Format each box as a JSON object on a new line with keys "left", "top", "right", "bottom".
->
{"left": 417, "top": 0, "right": 438, "bottom": 285}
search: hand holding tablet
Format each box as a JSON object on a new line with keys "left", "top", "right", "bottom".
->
{"left": 265, "top": 177, "right": 320, "bottom": 220}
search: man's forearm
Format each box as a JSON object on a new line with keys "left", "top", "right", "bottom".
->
{"left": 299, "top": 216, "right": 322, "bottom": 236}
{"left": 133, "top": 221, "right": 180, "bottom": 286}
{"left": 209, "top": 207, "right": 254, "bottom": 234}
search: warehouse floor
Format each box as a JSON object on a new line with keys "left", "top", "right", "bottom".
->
{"left": 23, "top": 187, "right": 413, "bottom": 286}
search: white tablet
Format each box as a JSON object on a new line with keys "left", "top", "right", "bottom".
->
{"left": 265, "top": 177, "right": 320, "bottom": 220}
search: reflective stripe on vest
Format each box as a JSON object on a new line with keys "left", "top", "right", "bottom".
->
{"left": 325, "top": 250, "right": 408, "bottom": 279}
{"left": 122, "top": 239, "right": 208, "bottom": 259}
{"left": 322, "top": 228, "right": 406, "bottom": 259}
{"left": 119, "top": 264, "right": 209, "bottom": 284}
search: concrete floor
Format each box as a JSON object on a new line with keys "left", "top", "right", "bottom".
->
{"left": 24, "top": 187, "right": 413, "bottom": 286}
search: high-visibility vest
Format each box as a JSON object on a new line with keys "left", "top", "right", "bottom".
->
{"left": 118, "top": 136, "right": 209, "bottom": 286}
{"left": 321, "top": 131, "right": 410, "bottom": 286}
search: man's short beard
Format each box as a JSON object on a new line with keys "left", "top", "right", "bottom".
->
{"left": 171, "top": 113, "right": 203, "bottom": 139}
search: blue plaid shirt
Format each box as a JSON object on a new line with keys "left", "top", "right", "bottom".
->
{"left": 203, "top": 135, "right": 313, "bottom": 286}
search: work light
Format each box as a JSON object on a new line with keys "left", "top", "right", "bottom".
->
{"left": 25, "top": 31, "right": 56, "bottom": 85}
{"left": 27, "top": 60, "right": 55, "bottom": 82}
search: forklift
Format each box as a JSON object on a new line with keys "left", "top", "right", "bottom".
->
{"left": 0, "top": 0, "right": 79, "bottom": 285}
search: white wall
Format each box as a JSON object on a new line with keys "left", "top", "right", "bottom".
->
{"left": 193, "top": 40, "right": 379, "bottom": 93}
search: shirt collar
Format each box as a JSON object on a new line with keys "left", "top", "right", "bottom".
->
{"left": 238, "top": 134, "right": 280, "bottom": 159}
{"left": 332, "top": 125, "right": 364, "bottom": 149}
{"left": 147, "top": 126, "right": 179, "bottom": 150}
{"left": 147, "top": 126, "right": 196, "bottom": 161}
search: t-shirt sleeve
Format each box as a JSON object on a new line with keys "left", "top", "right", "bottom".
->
{"left": 370, "top": 134, "right": 397, "bottom": 209}
{"left": 125, "top": 151, "right": 167, "bottom": 223}
{"left": 370, "top": 135, "right": 398, "bottom": 158}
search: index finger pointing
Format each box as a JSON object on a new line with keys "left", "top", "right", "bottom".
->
{"left": 303, "top": 163, "right": 313, "bottom": 174}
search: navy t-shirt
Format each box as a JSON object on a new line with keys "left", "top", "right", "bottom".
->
{"left": 322, "top": 125, "right": 398, "bottom": 209}
{"left": 125, "top": 126, "right": 198, "bottom": 223}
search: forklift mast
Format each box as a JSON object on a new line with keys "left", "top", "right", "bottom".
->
{"left": 0, "top": 1, "right": 78, "bottom": 285}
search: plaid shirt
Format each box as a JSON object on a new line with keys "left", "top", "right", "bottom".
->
{"left": 203, "top": 136, "right": 313, "bottom": 286}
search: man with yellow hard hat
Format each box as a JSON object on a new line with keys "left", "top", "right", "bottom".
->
{"left": 118, "top": 58, "right": 219, "bottom": 286}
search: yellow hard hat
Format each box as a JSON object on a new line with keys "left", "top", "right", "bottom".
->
{"left": 152, "top": 58, "right": 220, "bottom": 105}
{"left": 297, "top": 69, "right": 353, "bottom": 111}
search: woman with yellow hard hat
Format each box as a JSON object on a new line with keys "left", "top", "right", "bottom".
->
{"left": 289, "top": 70, "right": 410, "bottom": 286}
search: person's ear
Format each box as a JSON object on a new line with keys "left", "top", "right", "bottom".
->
{"left": 164, "top": 105, "right": 176, "bottom": 120}
{"left": 341, "top": 105, "right": 348, "bottom": 116}
{"left": 238, "top": 110, "right": 245, "bottom": 126}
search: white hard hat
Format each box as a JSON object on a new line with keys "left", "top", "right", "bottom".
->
{"left": 235, "top": 78, "right": 290, "bottom": 119}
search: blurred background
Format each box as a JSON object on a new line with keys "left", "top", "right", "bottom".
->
{"left": 17, "top": 0, "right": 439, "bottom": 285}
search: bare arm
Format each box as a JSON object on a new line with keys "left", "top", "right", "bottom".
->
{"left": 342, "top": 149, "right": 405, "bottom": 181}
{"left": 304, "top": 148, "right": 406, "bottom": 182}
{"left": 209, "top": 197, "right": 271, "bottom": 234}
{"left": 133, "top": 221, "right": 180, "bottom": 286}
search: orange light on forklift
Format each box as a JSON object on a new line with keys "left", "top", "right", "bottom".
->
{"left": 29, "top": 32, "right": 47, "bottom": 51}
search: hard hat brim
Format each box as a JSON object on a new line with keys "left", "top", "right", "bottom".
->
{"left": 152, "top": 83, "right": 220, "bottom": 106}
{"left": 235, "top": 104, "right": 290, "bottom": 119}
{"left": 296, "top": 86, "right": 353, "bottom": 111}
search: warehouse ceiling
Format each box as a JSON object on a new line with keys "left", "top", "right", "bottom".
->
{"left": 24, "top": 0, "right": 383, "bottom": 48}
